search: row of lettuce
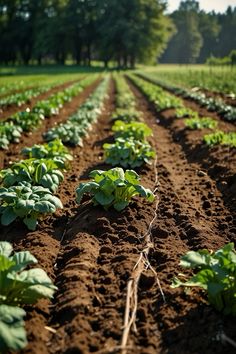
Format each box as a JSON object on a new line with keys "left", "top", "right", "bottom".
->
{"left": 0, "top": 78, "right": 47, "bottom": 97}
{"left": 0, "top": 76, "right": 97, "bottom": 149}
{"left": 76, "top": 74, "right": 156, "bottom": 212}
{"left": 0, "top": 74, "right": 157, "bottom": 352}
{"left": 128, "top": 74, "right": 236, "bottom": 148}
{"left": 0, "top": 81, "right": 57, "bottom": 108}
{"left": 0, "top": 77, "right": 110, "bottom": 352}
{"left": 138, "top": 72, "right": 236, "bottom": 123}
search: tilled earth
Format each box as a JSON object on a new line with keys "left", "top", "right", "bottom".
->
{"left": 0, "top": 78, "right": 235, "bottom": 354}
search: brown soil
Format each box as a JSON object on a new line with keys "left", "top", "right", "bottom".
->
{"left": 0, "top": 85, "right": 36, "bottom": 99}
{"left": 0, "top": 78, "right": 84, "bottom": 120}
{"left": 0, "top": 78, "right": 235, "bottom": 354}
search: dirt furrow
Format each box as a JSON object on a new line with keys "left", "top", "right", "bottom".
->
{"left": 126, "top": 79, "right": 236, "bottom": 353}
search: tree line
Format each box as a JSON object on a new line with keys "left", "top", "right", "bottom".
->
{"left": 0, "top": 0, "right": 235, "bottom": 67}
{"left": 161, "top": 0, "right": 236, "bottom": 64}
{"left": 0, "top": 0, "right": 172, "bottom": 67}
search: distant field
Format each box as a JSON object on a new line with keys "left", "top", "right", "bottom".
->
{"left": 139, "top": 64, "right": 236, "bottom": 95}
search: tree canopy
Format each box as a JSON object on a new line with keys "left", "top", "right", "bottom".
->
{"left": 0, "top": 0, "right": 172, "bottom": 67}
{"left": 161, "top": 0, "right": 236, "bottom": 63}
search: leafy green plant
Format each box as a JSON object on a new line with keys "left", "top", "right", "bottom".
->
{"left": 128, "top": 75, "right": 183, "bottom": 111}
{"left": 0, "top": 241, "right": 57, "bottom": 351}
{"left": 0, "top": 158, "right": 64, "bottom": 192}
{"left": 0, "top": 304, "right": 27, "bottom": 352}
{"left": 111, "top": 108, "right": 141, "bottom": 123}
{"left": 44, "top": 76, "right": 109, "bottom": 145}
{"left": 112, "top": 120, "right": 152, "bottom": 141}
{"left": 114, "top": 74, "right": 136, "bottom": 109}
{"left": 9, "top": 110, "right": 45, "bottom": 132}
{"left": 43, "top": 122, "right": 85, "bottom": 146}
{"left": 0, "top": 123, "right": 22, "bottom": 149}
{"left": 0, "top": 86, "right": 49, "bottom": 108}
{"left": 203, "top": 131, "right": 236, "bottom": 147}
{"left": 0, "top": 182, "right": 63, "bottom": 230}
{"left": 76, "top": 167, "right": 155, "bottom": 211}
{"left": 175, "top": 107, "right": 198, "bottom": 119}
{"left": 33, "top": 100, "right": 60, "bottom": 117}
{"left": 21, "top": 139, "right": 73, "bottom": 162}
{"left": 116, "top": 92, "right": 136, "bottom": 109}
{"left": 104, "top": 138, "right": 155, "bottom": 168}
{"left": 138, "top": 72, "right": 236, "bottom": 123}
{"left": 185, "top": 117, "right": 218, "bottom": 130}
{"left": 171, "top": 243, "right": 236, "bottom": 315}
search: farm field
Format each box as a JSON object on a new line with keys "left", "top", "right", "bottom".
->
{"left": 141, "top": 65, "right": 236, "bottom": 98}
{"left": 0, "top": 67, "right": 236, "bottom": 354}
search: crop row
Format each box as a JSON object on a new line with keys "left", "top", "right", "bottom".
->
{"left": 0, "top": 83, "right": 56, "bottom": 108}
{"left": 0, "top": 75, "right": 97, "bottom": 149}
{"left": 129, "top": 74, "right": 236, "bottom": 148}
{"left": 0, "top": 76, "right": 111, "bottom": 352}
{"left": 137, "top": 73, "right": 236, "bottom": 122}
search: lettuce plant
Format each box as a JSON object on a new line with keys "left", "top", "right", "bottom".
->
{"left": 76, "top": 167, "right": 154, "bottom": 211}
{"left": 21, "top": 139, "right": 73, "bottom": 162}
{"left": 0, "top": 241, "right": 57, "bottom": 351}
{"left": 185, "top": 117, "right": 218, "bottom": 130}
{"left": 112, "top": 120, "right": 153, "bottom": 141}
{"left": 0, "top": 182, "right": 63, "bottom": 230}
{"left": 175, "top": 107, "right": 198, "bottom": 119}
{"left": 43, "top": 77, "right": 109, "bottom": 146}
{"left": 128, "top": 75, "right": 183, "bottom": 111}
{"left": 0, "top": 123, "right": 22, "bottom": 149}
{"left": 171, "top": 243, "right": 236, "bottom": 315}
{"left": 0, "top": 158, "right": 64, "bottom": 192}
{"left": 111, "top": 108, "right": 141, "bottom": 123}
{"left": 203, "top": 131, "right": 236, "bottom": 147}
{"left": 104, "top": 138, "right": 155, "bottom": 168}
{"left": 43, "top": 122, "right": 85, "bottom": 146}
{"left": 9, "top": 110, "right": 45, "bottom": 132}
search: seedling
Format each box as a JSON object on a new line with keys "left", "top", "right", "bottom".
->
{"left": 0, "top": 182, "right": 63, "bottom": 230}
{"left": 112, "top": 120, "right": 152, "bottom": 141}
{"left": 203, "top": 131, "right": 236, "bottom": 147}
{"left": 104, "top": 138, "right": 155, "bottom": 168}
{"left": 185, "top": 117, "right": 218, "bottom": 130}
{"left": 0, "top": 241, "right": 57, "bottom": 351}
{"left": 76, "top": 167, "right": 155, "bottom": 211}
{"left": 171, "top": 243, "right": 236, "bottom": 315}
{"left": 0, "top": 158, "right": 64, "bottom": 192}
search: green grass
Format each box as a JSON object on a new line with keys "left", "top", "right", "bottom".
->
{"left": 137, "top": 64, "right": 236, "bottom": 96}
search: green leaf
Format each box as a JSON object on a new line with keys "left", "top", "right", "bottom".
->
{"left": 76, "top": 182, "right": 99, "bottom": 204}
{"left": 180, "top": 251, "right": 209, "bottom": 268}
{"left": 0, "top": 304, "right": 27, "bottom": 351}
{"left": 113, "top": 201, "right": 129, "bottom": 211}
{"left": 1, "top": 208, "right": 17, "bottom": 226}
{"left": 125, "top": 170, "right": 140, "bottom": 184}
{"left": 23, "top": 217, "right": 37, "bottom": 231}
{"left": 0, "top": 241, "right": 13, "bottom": 257}
{"left": 94, "top": 191, "right": 114, "bottom": 206}
{"left": 10, "top": 251, "right": 38, "bottom": 272}
{"left": 0, "top": 255, "right": 15, "bottom": 272}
